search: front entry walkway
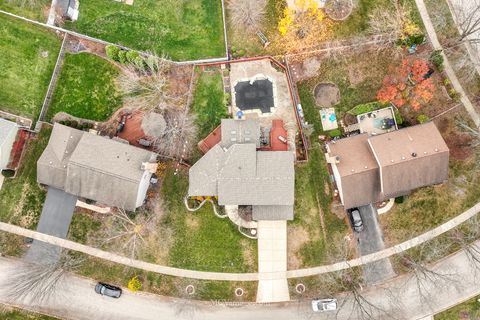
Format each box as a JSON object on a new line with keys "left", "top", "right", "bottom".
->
{"left": 256, "top": 220, "right": 290, "bottom": 302}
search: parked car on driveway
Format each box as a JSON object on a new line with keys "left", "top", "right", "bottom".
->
{"left": 311, "top": 298, "right": 337, "bottom": 312}
{"left": 95, "top": 282, "right": 122, "bottom": 298}
{"left": 348, "top": 208, "right": 364, "bottom": 232}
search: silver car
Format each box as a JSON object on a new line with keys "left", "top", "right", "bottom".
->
{"left": 311, "top": 298, "right": 337, "bottom": 312}
{"left": 349, "top": 209, "right": 364, "bottom": 232}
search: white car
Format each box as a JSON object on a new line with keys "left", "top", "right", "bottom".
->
{"left": 311, "top": 298, "right": 337, "bottom": 312}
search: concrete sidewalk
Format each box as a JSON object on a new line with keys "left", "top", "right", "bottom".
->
{"left": 256, "top": 220, "right": 289, "bottom": 303}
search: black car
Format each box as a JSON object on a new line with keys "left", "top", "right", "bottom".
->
{"left": 348, "top": 208, "right": 364, "bottom": 232}
{"left": 95, "top": 282, "right": 122, "bottom": 298}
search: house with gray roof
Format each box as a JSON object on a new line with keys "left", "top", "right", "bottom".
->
{"left": 189, "top": 120, "right": 295, "bottom": 221}
{"left": 38, "top": 123, "right": 157, "bottom": 211}
{"left": 326, "top": 122, "right": 449, "bottom": 209}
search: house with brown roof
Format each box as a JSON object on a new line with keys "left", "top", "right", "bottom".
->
{"left": 326, "top": 122, "right": 449, "bottom": 209}
{"left": 37, "top": 123, "right": 157, "bottom": 211}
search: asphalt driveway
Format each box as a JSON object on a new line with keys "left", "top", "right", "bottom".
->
{"left": 354, "top": 204, "right": 396, "bottom": 284}
{"left": 24, "top": 187, "right": 77, "bottom": 264}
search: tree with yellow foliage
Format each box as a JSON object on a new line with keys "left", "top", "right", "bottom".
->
{"left": 275, "top": 0, "right": 332, "bottom": 52}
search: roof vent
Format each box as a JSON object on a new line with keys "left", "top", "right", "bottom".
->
{"left": 434, "top": 148, "right": 439, "bottom": 152}
{"left": 390, "top": 160, "right": 394, "bottom": 163}
{"left": 401, "top": 156, "right": 406, "bottom": 160}
{"left": 364, "top": 166, "right": 368, "bottom": 169}
{"left": 424, "top": 151, "right": 427, "bottom": 155}
{"left": 411, "top": 152, "right": 417, "bottom": 157}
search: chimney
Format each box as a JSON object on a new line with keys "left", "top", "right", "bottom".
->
{"left": 141, "top": 162, "right": 158, "bottom": 174}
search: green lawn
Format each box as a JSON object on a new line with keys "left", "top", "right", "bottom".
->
{"left": 0, "top": 14, "right": 61, "bottom": 120}
{"left": 191, "top": 70, "right": 229, "bottom": 139}
{"left": 64, "top": 0, "right": 225, "bottom": 61}
{"left": 435, "top": 295, "right": 480, "bottom": 320}
{"left": 74, "top": 253, "right": 257, "bottom": 301}
{"left": 290, "top": 147, "right": 348, "bottom": 267}
{"left": 0, "top": 0, "right": 49, "bottom": 21}
{"left": 0, "top": 128, "right": 51, "bottom": 255}
{"left": 0, "top": 305, "right": 58, "bottom": 319}
{"left": 162, "top": 168, "right": 257, "bottom": 273}
{"left": 380, "top": 156, "right": 480, "bottom": 244}
{"left": 47, "top": 52, "right": 121, "bottom": 122}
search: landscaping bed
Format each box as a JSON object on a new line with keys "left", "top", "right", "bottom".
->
{"left": 47, "top": 52, "right": 122, "bottom": 122}
{"left": 0, "top": 15, "right": 61, "bottom": 120}
{"left": 64, "top": 0, "right": 225, "bottom": 61}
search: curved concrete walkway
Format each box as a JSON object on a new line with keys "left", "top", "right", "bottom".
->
{"left": 415, "top": 0, "right": 480, "bottom": 127}
{"left": 1, "top": 201, "right": 479, "bottom": 281}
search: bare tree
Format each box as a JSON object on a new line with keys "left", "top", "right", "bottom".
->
{"left": 95, "top": 209, "right": 159, "bottom": 259}
{"left": 152, "top": 110, "right": 197, "bottom": 160}
{"left": 453, "top": 0, "right": 480, "bottom": 44}
{"left": 3, "top": 252, "right": 82, "bottom": 304}
{"left": 117, "top": 54, "right": 182, "bottom": 113}
{"left": 228, "top": 0, "right": 266, "bottom": 33}
{"left": 396, "top": 238, "right": 459, "bottom": 309}
{"left": 368, "top": 2, "right": 403, "bottom": 39}
{"left": 448, "top": 215, "right": 480, "bottom": 279}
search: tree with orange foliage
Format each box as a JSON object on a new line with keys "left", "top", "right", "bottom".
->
{"left": 377, "top": 59, "right": 435, "bottom": 111}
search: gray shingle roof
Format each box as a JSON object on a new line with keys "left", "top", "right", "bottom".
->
{"left": 38, "top": 123, "right": 156, "bottom": 211}
{"left": 252, "top": 205, "right": 293, "bottom": 220}
{"left": 188, "top": 142, "right": 295, "bottom": 220}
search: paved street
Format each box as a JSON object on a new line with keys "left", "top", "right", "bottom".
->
{"left": 24, "top": 187, "right": 77, "bottom": 264}
{"left": 2, "top": 242, "right": 480, "bottom": 320}
{"left": 355, "top": 204, "right": 396, "bottom": 284}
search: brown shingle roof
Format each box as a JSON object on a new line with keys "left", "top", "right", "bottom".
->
{"left": 326, "top": 122, "right": 449, "bottom": 209}
{"left": 368, "top": 122, "right": 449, "bottom": 197}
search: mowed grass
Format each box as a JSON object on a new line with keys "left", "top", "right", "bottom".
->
{"left": 0, "top": 0, "right": 49, "bottom": 21}
{"left": 64, "top": 0, "right": 225, "bottom": 61}
{"left": 434, "top": 295, "right": 480, "bottom": 320}
{"left": 191, "top": 70, "right": 229, "bottom": 139}
{"left": 161, "top": 168, "right": 257, "bottom": 273}
{"left": 0, "top": 305, "right": 59, "bottom": 319}
{"left": 290, "top": 147, "right": 348, "bottom": 268}
{"left": 0, "top": 128, "right": 51, "bottom": 255}
{"left": 0, "top": 14, "right": 60, "bottom": 119}
{"left": 380, "top": 156, "right": 480, "bottom": 244}
{"left": 47, "top": 53, "right": 121, "bottom": 121}
{"left": 73, "top": 254, "right": 258, "bottom": 301}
